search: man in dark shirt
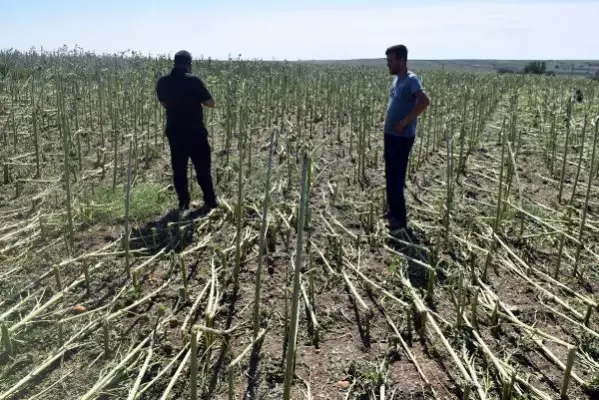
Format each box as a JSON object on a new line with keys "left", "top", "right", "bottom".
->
{"left": 156, "top": 50, "right": 218, "bottom": 213}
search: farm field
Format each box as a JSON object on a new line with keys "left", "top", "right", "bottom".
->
{"left": 1, "top": 49, "right": 599, "bottom": 400}
{"left": 305, "top": 58, "right": 599, "bottom": 78}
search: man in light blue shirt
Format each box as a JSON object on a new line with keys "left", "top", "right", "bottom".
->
{"left": 383, "top": 44, "right": 430, "bottom": 231}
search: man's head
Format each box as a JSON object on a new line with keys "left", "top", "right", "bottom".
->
{"left": 385, "top": 45, "right": 408, "bottom": 75}
{"left": 174, "top": 50, "right": 192, "bottom": 72}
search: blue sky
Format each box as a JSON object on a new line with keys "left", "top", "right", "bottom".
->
{"left": 1, "top": 0, "right": 598, "bottom": 60}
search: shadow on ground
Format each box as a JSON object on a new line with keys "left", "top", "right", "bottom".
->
{"left": 386, "top": 227, "right": 447, "bottom": 291}
{"left": 241, "top": 338, "right": 263, "bottom": 400}
{"left": 129, "top": 207, "right": 213, "bottom": 255}
{"left": 202, "top": 287, "right": 243, "bottom": 399}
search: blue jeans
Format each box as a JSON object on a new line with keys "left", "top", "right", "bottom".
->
{"left": 384, "top": 134, "right": 415, "bottom": 226}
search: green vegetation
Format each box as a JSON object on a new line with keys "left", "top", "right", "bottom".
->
{"left": 524, "top": 61, "right": 547, "bottom": 74}
{"left": 0, "top": 47, "right": 599, "bottom": 399}
{"left": 81, "top": 182, "right": 171, "bottom": 225}
{"left": 303, "top": 57, "right": 599, "bottom": 77}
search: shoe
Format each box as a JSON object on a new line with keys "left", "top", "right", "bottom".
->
{"left": 200, "top": 200, "right": 218, "bottom": 213}
{"left": 204, "top": 196, "right": 219, "bottom": 209}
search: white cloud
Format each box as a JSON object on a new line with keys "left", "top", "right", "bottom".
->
{"left": 2, "top": 1, "right": 598, "bottom": 60}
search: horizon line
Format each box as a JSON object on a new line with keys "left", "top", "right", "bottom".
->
{"left": 1, "top": 48, "right": 598, "bottom": 63}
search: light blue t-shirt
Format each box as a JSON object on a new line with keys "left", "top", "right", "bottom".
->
{"left": 384, "top": 71, "right": 424, "bottom": 137}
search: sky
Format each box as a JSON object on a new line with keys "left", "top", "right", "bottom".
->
{"left": 1, "top": 0, "right": 598, "bottom": 60}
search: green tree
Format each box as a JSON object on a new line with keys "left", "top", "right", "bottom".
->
{"left": 523, "top": 61, "right": 547, "bottom": 74}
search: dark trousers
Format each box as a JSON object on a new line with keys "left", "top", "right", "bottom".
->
{"left": 384, "top": 134, "right": 415, "bottom": 226}
{"left": 167, "top": 132, "right": 217, "bottom": 207}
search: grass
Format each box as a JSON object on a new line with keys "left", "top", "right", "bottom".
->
{"left": 0, "top": 47, "right": 599, "bottom": 400}
{"left": 80, "top": 182, "right": 171, "bottom": 225}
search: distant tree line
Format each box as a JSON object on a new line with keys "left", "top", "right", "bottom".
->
{"left": 497, "top": 62, "right": 599, "bottom": 81}
{"left": 497, "top": 61, "right": 555, "bottom": 76}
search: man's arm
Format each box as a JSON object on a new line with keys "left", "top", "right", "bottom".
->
{"left": 394, "top": 76, "right": 430, "bottom": 132}
{"left": 402, "top": 90, "right": 430, "bottom": 124}
{"left": 156, "top": 77, "right": 168, "bottom": 108}
{"left": 195, "top": 77, "right": 215, "bottom": 108}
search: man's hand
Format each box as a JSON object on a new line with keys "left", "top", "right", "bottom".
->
{"left": 394, "top": 91, "right": 431, "bottom": 133}
{"left": 394, "top": 119, "right": 408, "bottom": 133}
{"left": 202, "top": 98, "right": 215, "bottom": 108}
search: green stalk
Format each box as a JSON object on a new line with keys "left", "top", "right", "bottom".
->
{"left": 253, "top": 129, "right": 276, "bottom": 339}
{"left": 2, "top": 323, "right": 12, "bottom": 356}
{"left": 283, "top": 152, "right": 311, "bottom": 400}
{"left": 58, "top": 78, "right": 74, "bottom": 255}
{"left": 560, "top": 346, "right": 577, "bottom": 399}
{"left": 444, "top": 118, "right": 455, "bottom": 247}
{"left": 233, "top": 87, "right": 247, "bottom": 292}
{"left": 124, "top": 139, "right": 133, "bottom": 277}
{"left": 190, "top": 327, "right": 198, "bottom": 400}
{"left": 574, "top": 117, "right": 599, "bottom": 276}
{"left": 32, "top": 108, "right": 41, "bottom": 178}
{"left": 457, "top": 87, "right": 469, "bottom": 173}
{"left": 483, "top": 116, "right": 507, "bottom": 279}
{"left": 569, "top": 114, "right": 588, "bottom": 205}
{"left": 557, "top": 96, "right": 573, "bottom": 203}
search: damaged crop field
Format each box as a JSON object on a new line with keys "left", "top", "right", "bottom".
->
{"left": 1, "top": 49, "right": 599, "bottom": 400}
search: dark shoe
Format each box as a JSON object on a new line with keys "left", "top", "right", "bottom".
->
{"left": 202, "top": 201, "right": 218, "bottom": 212}
{"left": 204, "top": 196, "right": 219, "bottom": 209}
{"left": 207, "top": 199, "right": 218, "bottom": 208}
{"left": 193, "top": 199, "right": 218, "bottom": 215}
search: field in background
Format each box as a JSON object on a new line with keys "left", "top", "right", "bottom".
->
{"left": 1, "top": 48, "right": 599, "bottom": 400}
{"left": 303, "top": 58, "right": 599, "bottom": 77}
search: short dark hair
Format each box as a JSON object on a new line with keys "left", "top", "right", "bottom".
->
{"left": 385, "top": 45, "right": 408, "bottom": 60}
{"left": 174, "top": 50, "right": 192, "bottom": 66}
